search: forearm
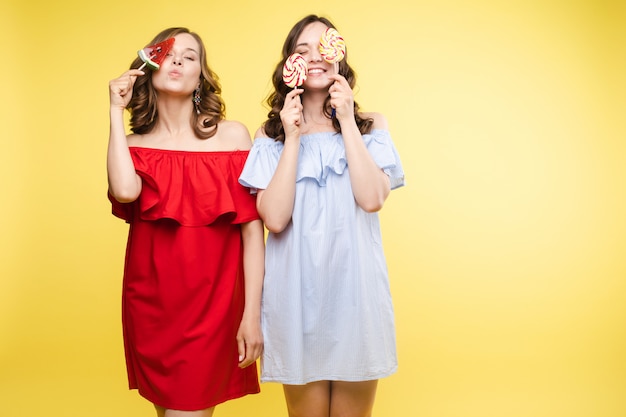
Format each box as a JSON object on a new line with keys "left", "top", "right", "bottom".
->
{"left": 341, "top": 122, "right": 390, "bottom": 212}
{"left": 257, "top": 137, "right": 300, "bottom": 232}
{"left": 107, "top": 108, "right": 141, "bottom": 202}
{"left": 241, "top": 220, "right": 265, "bottom": 320}
{"left": 237, "top": 219, "right": 265, "bottom": 367}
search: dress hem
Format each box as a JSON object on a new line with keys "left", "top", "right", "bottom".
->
{"left": 260, "top": 366, "right": 398, "bottom": 385}
{"left": 134, "top": 387, "right": 261, "bottom": 411}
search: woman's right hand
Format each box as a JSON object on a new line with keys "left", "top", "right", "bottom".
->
{"left": 109, "top": 69, "right": 145, "bottom": 110}
{"left": 280, "top": 88, "right": 304, "bottom": 139}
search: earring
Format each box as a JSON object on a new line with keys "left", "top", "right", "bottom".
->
{"left": 193, "top": 86, "right": 201, "bottom": 114}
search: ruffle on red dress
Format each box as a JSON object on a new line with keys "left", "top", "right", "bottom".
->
{"left": 110, "top": 148, "right": 258, "bottom": 226}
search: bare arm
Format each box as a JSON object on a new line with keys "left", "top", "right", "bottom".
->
{"left": 330, "top": 75, "right": 391, "bottom": 212}
{"left": 255, "top": 89, "right": 304, "bottom": 232}
{"left": 107, "top": 70, "right": 144, "bottom": 202}
{"left": 237, "top": 219, "right": 265, "bottom": 368}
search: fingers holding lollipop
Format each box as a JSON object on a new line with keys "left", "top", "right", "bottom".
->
{"left": 327, "top": 73, "right": 354, "bottom": 121}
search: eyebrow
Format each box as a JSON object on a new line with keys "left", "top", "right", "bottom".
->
{"left": 172, "top": 47, "right": 199, "bottom": 54}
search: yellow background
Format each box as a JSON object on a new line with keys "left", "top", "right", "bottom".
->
{"left": 1, "top": 0, "right": 625, "bottom": 416}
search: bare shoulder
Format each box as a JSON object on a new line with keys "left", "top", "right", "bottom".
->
{"left": 254, "top": 125, "right": 268, "bottom": 139}
{"left": 126, "top": 133, "right": 143, "bottom": 147}
{"left": 217, "top": 120, "right": 253, "bottom": 150}
{"left": 361, "top": 112, "right": 389, "bottom": 130}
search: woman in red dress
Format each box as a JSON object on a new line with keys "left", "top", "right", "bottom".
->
{"left": 107, "top": 27, "right": 264, "bottom": 416}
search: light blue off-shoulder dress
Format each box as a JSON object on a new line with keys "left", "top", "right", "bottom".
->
{"left": 239, "top": 129, "right": 404, "bottom": 384}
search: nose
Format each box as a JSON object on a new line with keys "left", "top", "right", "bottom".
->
{"left": 309, "top": 47, "right": 323, "bottom": 63}
{"left": 171, "top": 53, "right": 183, "bottom": 66}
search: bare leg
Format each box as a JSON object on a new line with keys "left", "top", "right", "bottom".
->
{"left": 283, "top": 381, "right": 331, "bottom": 417}
{"left": 154, "top": 405, "right": 215, "bottom": 417}
{"left": 330, "top": 380, "right": 378, "bottom": 417}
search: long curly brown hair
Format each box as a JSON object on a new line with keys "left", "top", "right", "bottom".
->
{"left": 127, "top": 27, "right": 225, "bottom": 139}
{"left": 263, "top": 15, "right": 373, "bottom": 142}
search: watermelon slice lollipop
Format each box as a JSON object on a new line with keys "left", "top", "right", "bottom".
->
{"left": 137, "top": 37, "right": 175, "bottom": 71}
{"left": 283, "top": 53, "right": 308, "bottom": 89}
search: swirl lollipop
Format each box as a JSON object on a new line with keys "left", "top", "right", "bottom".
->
{"left": 319, "top": 28, "right": 346, "bottom": 117}
{"left": 319, "top": 28, "right": 346, "bottom": 64}
{"left": 283, "top": 53, "right": 308, "bottom": 89}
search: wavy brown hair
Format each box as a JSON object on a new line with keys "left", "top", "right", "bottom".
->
{"left": 263, "top": 15, "right": 373, "bottom": 142}
{"left": 127, "top": 27, "right": 225, "bottom": 139}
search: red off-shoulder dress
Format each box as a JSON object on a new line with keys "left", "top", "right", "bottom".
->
{"left": 109, "top": 147, "right": 260, "bottom": 410}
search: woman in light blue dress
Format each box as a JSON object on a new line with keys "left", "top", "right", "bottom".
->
{"left": 239, "top": 14, "right": 404, "bottom": 417}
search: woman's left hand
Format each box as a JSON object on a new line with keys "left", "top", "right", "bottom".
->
{"left": 328, "top": 74, "right": 355, "bottom": 122}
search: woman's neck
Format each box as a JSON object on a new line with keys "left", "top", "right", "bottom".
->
{"left": 301, "top": 91, "right": 332, "bottom": 129}
{"left": 155, "top": 97, "right": 194, "bottom": 138}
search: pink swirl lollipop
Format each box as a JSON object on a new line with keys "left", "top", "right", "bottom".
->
{"left": 319, "top": 28, "right": 346, "bottom": 64}
{"left": 283, "top": 53, "right": 308, "bottom": 88}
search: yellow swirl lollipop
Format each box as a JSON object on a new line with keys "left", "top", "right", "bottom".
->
{"left": 283, "top": 53, "right": 308, "bottom": 88}
{"left": 319, "top": 28, "right": 346, "bottom": 64}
